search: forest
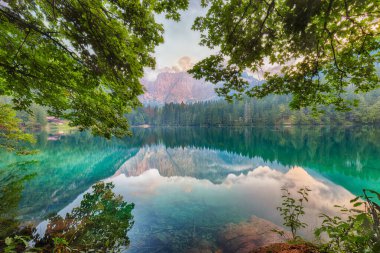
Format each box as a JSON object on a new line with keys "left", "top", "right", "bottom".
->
{"left": 0, "top": 97, "right": 47, "bottom": 129}
{"left": 128, "top": 88, "right": 380, "bottom": 127}
{"left": 4, "top": 85, "right": 380, "bottom": 131}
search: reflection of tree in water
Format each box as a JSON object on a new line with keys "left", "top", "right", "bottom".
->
{"left": 0, "top": 178, "right": 134, "bottom": 252}
{"left": 131, "top": 126, "right": 380, "bottom": 180}
{"left": 127, "top": 126, "right": 380, "bottom": 196}
{"left": 0, "top": 161, "right": 37, "bottom": 240}
{"left": 37, "top": 182, "right": 134, "bottom": 252}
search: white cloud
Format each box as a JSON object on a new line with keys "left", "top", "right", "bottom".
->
{"left": 36, "top": 165, "right": 358, "bottom": 242}
{"left": 178, "top": 56, "right": 194, "bottom": 71}
{"left": 143, "top": 56, "right": 196, "bottom": 81}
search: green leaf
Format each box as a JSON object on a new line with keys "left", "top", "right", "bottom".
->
{"left": 5, "top": 237, "right": 13, "bottom": 246}
{"left": 350, "top": 196, "right": 360, "bottom": 203}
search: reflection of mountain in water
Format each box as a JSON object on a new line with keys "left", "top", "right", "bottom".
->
{"left": 129, "top": 127, "right": 380, "bottom": 196}
{"left": 116, "top": 145, "right": 289, "bottom": 183}
{"left": 2, "top": 126, "right": 380, "bottom": 224}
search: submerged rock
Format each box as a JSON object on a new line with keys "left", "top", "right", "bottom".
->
{"left": 251, "top": 243, "right": 320, "bottom": 253}
{"left": 184, "top": 239, "right": 220, "bottom": 253}
{"left": 218, "top": 216, "right": 292, "bottom": 253}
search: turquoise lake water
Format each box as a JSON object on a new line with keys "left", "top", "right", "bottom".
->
{"left": 1, "top": 126, "right": 380, "bottom": 252}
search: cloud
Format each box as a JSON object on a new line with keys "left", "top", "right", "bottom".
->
{"left": 178, "top": 56, "right": 194, "bottom": 71}
{"left": 143, "top": 56, "right": 195, "bottom": 81}
{"left": 36, "top": 165, "right": 358, "bottom": 242}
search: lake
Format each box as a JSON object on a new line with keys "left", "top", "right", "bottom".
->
{"left": 1, "top": 126, "right": 380, "bottom": 252}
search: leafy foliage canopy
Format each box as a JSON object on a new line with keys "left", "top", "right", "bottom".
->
{"left": 0, "top": 0, "right": 188, "bottom": 138}
{"left": 190, "top": 0, "right": 380, "bottom": 111}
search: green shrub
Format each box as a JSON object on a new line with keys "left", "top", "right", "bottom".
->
{"left": 315, "top": 189, "right": 380, "bottom": 253}
{"left": 276, "top": 186, "right": 311, "bottom": 240}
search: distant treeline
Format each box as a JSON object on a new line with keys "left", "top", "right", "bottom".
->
{"left": 3, "top": 87, "right": 380, "bottom": 129}
{"left": 128, "top": 89, "right": 380, "bottom": 126}
{"left": 0, "top": 97, "right": 48, "bottom": 129}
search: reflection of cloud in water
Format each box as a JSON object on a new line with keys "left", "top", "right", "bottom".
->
{"left": 38, "top": 165, "right": 356, "bottom": 252}
{"left": 109, "top": 166, "right": 355, "bottom": 241}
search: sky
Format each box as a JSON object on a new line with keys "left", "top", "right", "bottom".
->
{"left": 145, "top": 0, "right": 275, "bottom": 81}
{"left": 148, "top": 1, "right": 215, "bottom": 74}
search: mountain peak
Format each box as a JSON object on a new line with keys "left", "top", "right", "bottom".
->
{"left": 140, "top": 71, "right": 218, "bottom": 105}
{"left": 140, "top": 69, "right": 262, "bottom": 105}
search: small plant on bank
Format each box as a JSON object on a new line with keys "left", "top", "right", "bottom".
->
{"left": 52, "top": 237, "right": 72, "bottom": 253}
{"left": 275, "top": 186, "right": 311, "bottom": 240}
{"left": 3, "top": 235, "right": 31, "bottom": 253}
{"left": 1, "top": 182, "right": 134, "bottom": 253}
{"left": 315, "top": 189, "right": 380, "bottom": 253}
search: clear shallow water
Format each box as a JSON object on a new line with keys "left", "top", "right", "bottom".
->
{"left": 1, "top": 126, "right": 380, "bottom": 252}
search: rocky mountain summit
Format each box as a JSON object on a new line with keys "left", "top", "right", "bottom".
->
{"left": 140, "top": 71, "right": 218, "bottom": 105}
{"left": 140, "top": 70, "right": 261, "bottom": 105}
